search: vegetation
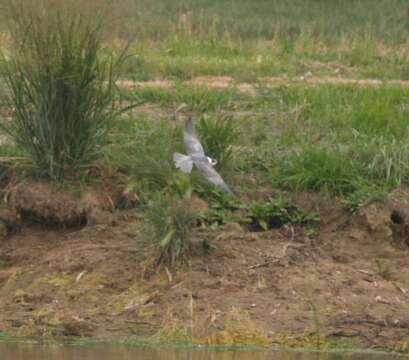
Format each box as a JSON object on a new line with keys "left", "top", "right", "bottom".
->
{"left": 145, "top": 194, "right": 198, "bottom": 267}
{"left": 248, "top": 196, "right": 319, "bottom": 231}
{"left": 120, "top": 83, "right": 409, "bottom": 210}
{"left": 93, "top": 0, "right": 409, "bottom": 81}
{"left": 1, "top": 0, "right": 409, "bottom": 265}
{"left": 0, "top": 0, "right": 128, "bottom": 179}
{"left": 197, "top": 114, "right": 236, "bottom": 171}
{"left": 1, "top": 0, "right": 409, "bottom": 351}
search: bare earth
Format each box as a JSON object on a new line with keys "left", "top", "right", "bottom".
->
{"left": 118, "top": 76, "right": 409, "bottom": 93}
{"left": 0, "top": 181, "right": 409, "bottom": 351}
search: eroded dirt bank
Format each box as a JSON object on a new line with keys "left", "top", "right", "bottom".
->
{"left": 0, "top": 187, "right": 409, "bottom": 351}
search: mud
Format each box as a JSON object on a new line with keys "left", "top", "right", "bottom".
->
{"left": 0, "top": 185, "right": 409, "bottom": 350}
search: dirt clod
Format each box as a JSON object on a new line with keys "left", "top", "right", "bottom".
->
{"left": 7, "top": 181, "right": 119, "bottom": 227}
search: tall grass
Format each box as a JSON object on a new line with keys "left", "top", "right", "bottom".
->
{"left": 197, "top": 114, "right": 236, "bottom": 170}
{"left": 262, "top": 84, "right": 409, "bottom": 207}
{"left": 0, "top": 1, "right": 128, "bottom": 179}
{"left": 146, "top": 194, "right": 198, "bottom": 267}
{"left": 109, "top": 116, "right": 182, "bottom": 195}
{"left": 88, "top": 0, "right": 409, "bottom": 44}
{"left": 272, "top": 145, "right": 369, "bottom": 196}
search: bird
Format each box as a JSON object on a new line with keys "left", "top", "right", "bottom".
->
{"left": 173, "top": 117, "right": 233, "bottom": 194}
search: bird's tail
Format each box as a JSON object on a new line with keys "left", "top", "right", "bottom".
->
{"left": 173, "top": 153, "right": 194, "bottom": 174}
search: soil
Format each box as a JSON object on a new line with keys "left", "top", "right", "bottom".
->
{"left": 118, "top": 76, "right": 409, "bottom": 94}
{"left": 0, "top": 182, "right": 409, "bottom": 351}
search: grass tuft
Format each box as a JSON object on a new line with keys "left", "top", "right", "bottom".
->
{"left": 197, "top": 114, "right": 236, "bottom": 171}
{"left": 1, "top": 0, "right": 128, "bottom": 179}
{"left": 272, "top": 145, "right": 367, "bottom": 196}
{"left": 108, "top": 116, "right": 182, "bottom": 197}
{"left": 146, "top": 194, "right": 198, "bottom": 267}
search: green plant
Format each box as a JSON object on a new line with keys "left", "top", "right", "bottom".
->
{"left": 248, "top": 195, "right": 319, "bottom": 231}
{"left": 0, "top": 1, "right": 129, "bottom": 179}
{"left": 365, "top": 138, "right": 409, "bottom": 185}
{"left": 146, "top": 194, "right": 198, "bottom": 267}
{"left": 273, "top": 145, "right": 368, "bottom": 196}
{"left": 109, "top": 116, "right": 182, "bottom": 197}
{"left": 206, "top": 192, "right": 247, "bottom": 227}
{"left": 197, "top": 114, "right": 236, "bottom": 170}
{"left": 127, "top": 84, "right": 237, "bottom": 112}
{"left": 342, "top": 182, "right": 390, "bottom": 212}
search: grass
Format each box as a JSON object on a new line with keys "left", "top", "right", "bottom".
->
{"left": 111, "top": 0, "right": 409, "bottom": 79}
{"left": 0, "top": 0, "right": 409, "bottom": 260}
{"left": 115, "top": 81, "right": 409, "bottom": 213}
{"left": 145, "top": 194, "right": 198, "bottom": 267}
{"left": 0, "top": 0, "right": 128, "bottom": 180}
{"left": 3, "top": 1, "right": 409, "bottom": 82}
{"left": 125, "top": 33, "right": 409, "bottom": 81}
{"left": 1, "top": 1, "right": 409, "bottom": 349}
{"left": 196, "top": 114, "right": 236, "bottom": 170}
{"left": 272, "top": 145, "right": 368, "bottom": 195}
{"left": 125, "top": 84, "right": 238, "bottom": 112}
{"left": 110, "top": 0, "right": 409, "bottom": 81}
{"left": 109, "top": 115, "right": 182, "bottom": 195}
{"left": 124, "top": 0, "right": 409, "bottom": 43}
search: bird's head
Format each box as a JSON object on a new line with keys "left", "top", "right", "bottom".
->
{"left": 206, "top": 156, "right": 217, "bottom": 166}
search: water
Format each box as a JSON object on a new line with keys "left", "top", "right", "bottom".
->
{"left": 0, "top": 343, "right": 400, "bottom": 360}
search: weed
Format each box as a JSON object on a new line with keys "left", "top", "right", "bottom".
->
{"left": 206, "top": 307, "right": 270, "bottom": 345}
{"left": 376, "top": 258, "right": 394, "bottom": 281}
{"left": 343, "top": 183, "right": 390, "bottom": 212}
{"left": 145, "top": 194, "right": 198, "bottom": 267}
{"left": 247, "top": 195, "right": 319, "bottom": 231}
{"left": 155, "top": 309, "right": 195, "bottom": 342}
{"left": 206, "top": 193, "right": 246, "bottom": 227}
{"left": 363, "top": 138, "right": 409, "bottom": 185}
{"left": 0, "top": 0, "right": 129, "bottom": 179}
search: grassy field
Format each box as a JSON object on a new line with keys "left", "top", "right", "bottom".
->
{"left": 0, "top": 0, "right": 408, "bottom": 218}
{"left": 115, "top": 82, "right": 409, "bottom": 210}
{"left": 1, "top": 0, "right": 409, "bottom": 214}
{"left": 3, "top": 0, "right": 409, "bottom": 80}
{"left": 100, "top": 0, "right": 409, "bottom": 81}
{"left": 125, "top": 0, "right": 409, "bottom": 42}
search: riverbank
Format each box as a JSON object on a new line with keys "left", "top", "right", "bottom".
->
{"left": 0, "top": 186, "right": 409, "bottom": 353}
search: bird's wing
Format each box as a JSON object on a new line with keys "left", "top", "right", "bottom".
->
{"left": 194, "top": 161, "right": 233, "bottom": 194}
{"left": 184, "top": 117, "right": 205, "bottom": 156}
{"left": 173, "top": 152, "right": 193, "bottom": 173}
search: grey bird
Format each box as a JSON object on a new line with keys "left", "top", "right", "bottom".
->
{"left": 173, "top": 118, "right": 233, "bottom": 194}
